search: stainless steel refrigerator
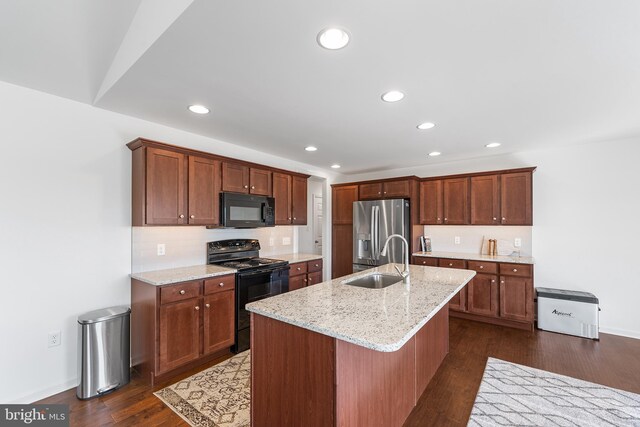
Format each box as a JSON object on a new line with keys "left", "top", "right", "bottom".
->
{"left": 353, "top": 199, "right": 411, "bottom": 272}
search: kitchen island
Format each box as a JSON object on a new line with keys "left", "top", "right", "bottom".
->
{"left": 246, "top": 263, "right": 475, "bottom": 427}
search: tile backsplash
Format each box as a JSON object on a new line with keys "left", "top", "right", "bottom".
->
{"left": 423, "top": 225, "right": 532, "bottom": 256}
{"left": 132, "top": 226, "right": 298, "bottom": 273}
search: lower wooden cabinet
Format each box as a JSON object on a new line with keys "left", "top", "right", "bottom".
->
{"left": 411, "top": 256, "right": 534, "bottom": 330}
{"left": 131, "top": 274, "right": 236, "bottom": 385}
{"left": 289, "top": 258, "right": 323, "bottom": 290}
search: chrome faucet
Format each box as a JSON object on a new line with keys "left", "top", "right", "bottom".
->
{"left": 380, "top": 234, "right": 410, "bottom": 284}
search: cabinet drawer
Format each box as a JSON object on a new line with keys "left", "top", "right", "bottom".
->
{"left": 412, "top": 256, "right": 438, "bottom": 267}
{"left": 204, "top": 274, "right": 236, "bottom": 295}
{"left": 499, "top": 263, "right": 532, "bottom": 277}
{"left": 307, "top": 259, "right": 323, "bottom": 273}
{"left": 467, "top": 261, "right": 498, "bottom": 274}
{"left": 438, "top": 258, "right": 467, "bottom": 269}
{"left": 160, "top": 281, "right": 201, "bottom": 304}
{"left": 290, "top": 262, "right": 307, "bottom": 276}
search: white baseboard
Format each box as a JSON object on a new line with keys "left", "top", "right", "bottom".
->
{"left": 8, "top": 378, "right": 78, "bottom": 404}
{"left": 600, "top": 327, "right": 640, "bottom": 340}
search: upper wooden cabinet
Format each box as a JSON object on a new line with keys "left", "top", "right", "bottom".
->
{"left": 332, "top": 185, "right": 358, "bottom": 224}
{"left": 273, "top": 173, "right": 307, "bottom": 225}
{"left": 358, "top": 179, "right": 411, "bottom": 200}
{"left": 420, "top": 168, "right": 534, "bottom": 226}
{"left": 188, "top": 156, "right": 221, "bottom": 225}
{"left": 222, "top": 162, "right": 272, "bottom": 196}
{"left": 470, "top": 175, "right": 500, "bottom": 225}
{"left": 501, "top": 172, "right": 532, "bottom": 225}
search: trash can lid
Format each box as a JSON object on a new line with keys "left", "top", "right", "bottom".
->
{"left": 78, "top": 305, "right": 131, "bottom": 324}
{"left": 536, "top": 287, "right": 598, "bottom": 304}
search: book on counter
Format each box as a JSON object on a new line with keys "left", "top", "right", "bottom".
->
{"left": 420, "top": 236, "right": 432, "bottom": 252}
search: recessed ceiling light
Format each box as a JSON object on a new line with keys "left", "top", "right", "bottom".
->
{"left": 485, "top": 142, "right": 501, "bottom": 148}
{"left": 381, "top": 90, "right": 405, "bottom": 103}
{"left": 331, "top": 164, "right": 341, "bottom": 169}
{"left": 305, "top": 146, "right": 318, "bottom": 152}
{"left": 317, "top": 28, "right": 350, "bottom": 50}
{"left": 428, "top": 151, "right": 441, "bottom": 157}
{"left": 188, "top": 105, "right": 209, "bottom": 114}
{"left": 417, "top": 122, "right": 435, "bottom": 130}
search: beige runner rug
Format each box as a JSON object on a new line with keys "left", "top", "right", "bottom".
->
{"left": 154, "top": 351, "right": 250, "bottom": 427}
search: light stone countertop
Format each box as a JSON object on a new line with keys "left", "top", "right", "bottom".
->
{"left": 246, "top": 263, "right": 475, "bottom": 352}
{"left": 131, "top": 265, "right": 237, "bottom": 286}
{"left": 412, "top": 251, "right": 535, "bottom": 265}
{"left": 273, "top": 253, "right": 323, "bottom": 264}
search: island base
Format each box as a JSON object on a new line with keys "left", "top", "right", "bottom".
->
{"left": 250, "top": 305, "right": 449, "bottom": 427}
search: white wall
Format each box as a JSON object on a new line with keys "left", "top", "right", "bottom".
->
{"left": 337, "top": 138, "right": 640, "bottom": 339}
{"left": 0, "top": 80, "right": 331, "bottom": 403}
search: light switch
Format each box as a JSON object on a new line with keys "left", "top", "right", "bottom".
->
{"left": 157, "top": 243, "right": 166, "bottom": 256}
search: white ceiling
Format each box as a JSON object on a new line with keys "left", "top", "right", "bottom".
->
{"left": 2, "top": 0, "right": 640, "bottom": 174}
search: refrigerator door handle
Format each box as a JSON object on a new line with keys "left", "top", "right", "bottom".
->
{"left": 370, "top": 205, "right": 376, "bottom": 261}
{"left": 374, "top": 206, "right": 380, "bottom": 260}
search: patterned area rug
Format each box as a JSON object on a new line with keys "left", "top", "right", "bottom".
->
{"left": 155, "top": 351, "right": 250, "bottom": 427}
{"left": 469, "top": 358, "right": 640, "bottom": 426}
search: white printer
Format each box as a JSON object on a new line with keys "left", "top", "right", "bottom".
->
{"left": 537, "top": 287, "right": 599, "bottom": 339}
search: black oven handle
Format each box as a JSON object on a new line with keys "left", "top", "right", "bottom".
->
{"left": 238, "top": 268, "right": 276, "bottom": 278}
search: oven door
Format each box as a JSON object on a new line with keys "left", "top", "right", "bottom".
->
{"left": 235, "top": 267, "right": 289, "bottom": 352}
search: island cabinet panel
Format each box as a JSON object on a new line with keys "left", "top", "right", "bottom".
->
{"left": 188, "top": 156, "right": 220, "bottom": 225}
{"left": 291, "top": 176, "right": 307, "bottom": 225}
{"left": 415, "top": 306, "right": 449, "bottom": 398}
{"left": 251, "top": 314, "right": 336, "bottom": 427}
{"left": 470, "top": 175, "right": 500, "bottom": 225}
{"left": 442, "top": 177, "right": 470, "bottom": 225}
{"left": 419, "top": 180, "right": 443, "bottom": 224}
{"left": 158, "top": 299, "right": 201, "bottom": 374}
{"left": 146, "top": 148, "right": 186, "bottom": 225}
{"left": 411, "top": 256, "right": 438, "bottom": 267}
{"left": 273, "top": 172, "right": 292, "bottom": 225}
{"left": 501, "top": 172, "right": 532, "bottom": 225}
{"left": 335, "top": 338, "right": 417, "bottom": 427}
{"left": 221, "top": 161, "right": 250, "bottom": 193}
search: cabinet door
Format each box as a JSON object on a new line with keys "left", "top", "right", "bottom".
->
{"left": 383, "top": 180, "right": 410, "bottom": 198}
{"left": 499, "top": 276, "right": 534, "bottom": 321}
{"left": 358, "top": 183, "right": 383, "bottom": 200}
{"left": 471, "top": 175, "right": 500, "bottom": 225}
{"left": 273, "top": 172, "right": 292, "bottom": 225}
{"left": 467, "top": 274, "right": 498, "bottom": 317}
{"left": 203, "top": 291, "right": 235, "bottom": 355}
{"left": 289, "top": 274, "right": 306, "bottom": 291}
{"left": 419, "top": 180, "right": 443, "bottom": 224}
{"left": 146, "top": 148, "right": 186, "bottom": 225}
{"left": 501, "top": 172, "right": 532, "bottom": 225}
{"left": 221, "top": 162, "right": 249, "bottom": 193}
{"left": 332, "top": 185, "right": 358, "bottom": 224}
{"left": 291, "top": 176, "right": 307, "bottom": 225}
{"left": 332, "top": 224, "right": 353, "bottom": 278}
{"left": 249, "top": 168, "right": 272, "bottom": 196}
{"left": 159, "top": 299, "right": 200, "bottom": 373}
{"left": 307, "top": 271, "right": 322, "bottom": 286}
{"left": 188, "top": 156, "right": 220, "bottom": 225}
{"left": 443, "top": 178, "right": 469, "bottom": 225}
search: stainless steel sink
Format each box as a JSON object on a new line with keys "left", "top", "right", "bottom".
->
{"left": 342, "top": 273, "right": 402, "bottom": 289}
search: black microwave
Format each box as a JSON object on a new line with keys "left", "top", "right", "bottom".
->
{"left": 220, "top": 192, "right": 275, "bottom": 228}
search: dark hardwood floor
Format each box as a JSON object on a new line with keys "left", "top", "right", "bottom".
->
{"left": 38, "top": 318, "right": 640, "bottom": 426}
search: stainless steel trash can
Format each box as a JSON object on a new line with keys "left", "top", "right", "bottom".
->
{"left": 77, "top": 306, "right": 131, "bottom": 399}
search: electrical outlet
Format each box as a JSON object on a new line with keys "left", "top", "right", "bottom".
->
{"left": 514, "top": 238, "right": 522, "bottom": 248}
{"left": 48, "top": 331, "right": 61, "bottom": 347}
{"left": 282, "top": 237, "right": 291, "bottom": 245}
{"left": 157, "top": 243, "right": 166, "bottom": 256}
{"left": 269, "top": 237, "right": 275, "bottom": 246}
{"left": 454, "top": 236, "right": 461, "bottom": 245}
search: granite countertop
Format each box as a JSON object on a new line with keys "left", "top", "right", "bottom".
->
{"left": 412, "top": 251, "right": 535, "bottom": 265}
{"left": 131, "top": 265, "right": 237, "bottom": 286}
{"left": 273, "top": 253, "right": 323, "bottom": 263}
{"left": 246, "top": 263, "right": 475, "bottom": 352}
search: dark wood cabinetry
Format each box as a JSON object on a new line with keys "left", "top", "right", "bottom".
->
{"left": 289, "top": 258, "right": 323, "bottom": 289}
{"left": 420, "top": 168, "right": 535, "bottom": 226}
{"left": 359, "top": 179, "right": 411, "bottom": 200}
{"left": 222, "top": 162, "right": 272, "bottom": 196}
{"left": 131, "top": 274, "right": 236, "bottom": 385}
{"left": 332, "top": 185, "right": 358, "bottom": 279}
{"left": 411, "top": 256, "right": 534, "bottom": 331}
{"left": 332, "top": 185, "right": 358, "bottom": 225}
{"left": 128, "top": 139, "right": 309, "bottom": 227}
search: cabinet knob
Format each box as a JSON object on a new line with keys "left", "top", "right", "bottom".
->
{"left": 190, "top": 215, "right": 195, "bottom": 219}
{"left": 449, "top": 263, "right": 453, "bottom": 267}
{"left": 378, "top": 192, "right": 381, "bottom": 195}
{"left": 297, "top": 267, "right": 301, "bottom": 271}
{"left": 422, "top": 261, "right": 426, "bottom": 265}
{"left": 293, "top": 217, "right": 296, "bottom": 220}
{"left": 309, "top": 279, "right": 313, "bottom": 284}
{"left": 315, "top": 264, "right": 319, "bottom": 267}
{"left": 195, "top": 306, "right": 200, "bottom": 310}
{"left": 179, "top": 214, "right": 184, "bottom": 218}
{"left": 479, "top": 265, "right": 484, "bottom": 269}
{"left": 179, "top": 290, "right": 186, "bottom": 295}
{"left": 251, "top": 185, "right": 255, "bottom": 189}
{"left": 493, "top": 217, "right": 497, "bottom": 221}
{"left": 502, "top": 217, "right": 506, "bottom": 223}
{"left": 288, "top": 217, "right": 292, "bottom": 220}
{"left": 513, "top": 268, "right": 518, "bottom": 272}
{"left": 444, "top": 217, "right": 448, "bottom": 221}
{"left": 244, "top": 185, "right": 249, "bottom": 189}
{"left": 501, "top": 280, "right": 505, "bottom": 284}
{"left": 383, "top": 191, "right": 387, "bottom": 194}
{"left": 491, "top": 279, "right": 496, "bottom": 283}
{"left": 219, "top": 282, "right": 225, "bottom": 287}
{"left": 205, "top": 303, "right": 210, "bottom": 308}
{"left": 303, "top": 279, "right": 307, "bottom": 283}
